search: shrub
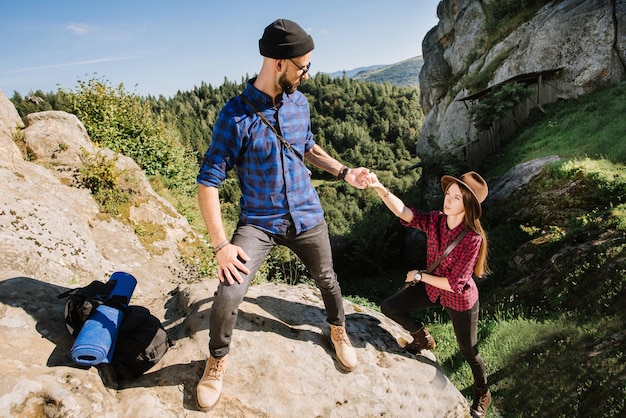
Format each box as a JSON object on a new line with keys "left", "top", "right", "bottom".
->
{"left": 78, "top": 151, "right": 132, "bottom": 215}
{"left": 468, "top": 82, "right": 532, "bottom": 131}
{"left": 61, "top": 77, "right": 198, "bottom": 196}
{"left": 483, "top": 0, "right": 555, "bottom": 38}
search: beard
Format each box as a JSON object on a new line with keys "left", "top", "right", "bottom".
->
{"left": 278, "top": 74, "right": 297, "bottom": 94}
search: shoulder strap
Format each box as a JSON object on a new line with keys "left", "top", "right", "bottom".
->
{"left": 424, "top": 228, "right": 468, "bottom": 274}
{"left": 239, "top": 94, "right": 305, "bottom": 162}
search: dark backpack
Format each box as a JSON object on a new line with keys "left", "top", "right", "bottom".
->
{"left": 112, "top": 305, "right": 172, "bottom": 379}
{"left": 58, "top": 280, "right": 118, "bottom": 337}
{"left": 58, "top": 280, "right": 173, "bottom": 379}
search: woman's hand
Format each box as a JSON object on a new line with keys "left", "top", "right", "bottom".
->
{"left": 367, "top": 173, "right": 387, "bottom": 193}
{"left": 405, "top": 270, "right": 420, "bottom": 284}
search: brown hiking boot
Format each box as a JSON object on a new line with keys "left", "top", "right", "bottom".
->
{"left": 405, "top": 326, "right": 436, "bottom": 354}
{"left": 329, "top": 324, "right": 358, "bottom": 370}
{"left": 196, "top": 354, "right": 228, "bottom": 411}
{"left": 470, "top": 386, "right": 492, "bottom": 417}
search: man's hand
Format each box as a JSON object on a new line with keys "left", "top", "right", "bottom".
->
{"left": 215, "top": 243, "right": 251, "bottom": 285}
{"left": 345, "top": 167, "right": 372, "bottom": 189}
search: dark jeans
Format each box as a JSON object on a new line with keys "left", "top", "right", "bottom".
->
{"left": 381, "top": 282, "right": 488, "bottom": 388}
{"left": 208, "top": 220, "right": 345, "bottom": 358}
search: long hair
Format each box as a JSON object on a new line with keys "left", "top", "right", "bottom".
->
{"left": 457, "top": 184, "right": 490, "bottom": 277}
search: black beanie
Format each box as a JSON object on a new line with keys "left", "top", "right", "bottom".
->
{"left": 259, "top": 18, "right": 314, "bottom": 59}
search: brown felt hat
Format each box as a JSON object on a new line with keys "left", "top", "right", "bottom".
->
{"left": 259, "top": 18, "right": 314, "bottom": 59}
{"left": 441, "top": 171, "right": 488, "bottom": 215}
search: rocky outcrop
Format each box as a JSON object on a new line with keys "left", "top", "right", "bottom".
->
{"left": 418, "top": 0, "right": 626, "bottom": 158}
{"left": 486, "top": 155, "right": 561, "bottom": 203}
{"left": 0, "top": 89, "right": 24, "bottom": 166}
{"left": 0, "top": 90, "right": 470, "bottom": 416}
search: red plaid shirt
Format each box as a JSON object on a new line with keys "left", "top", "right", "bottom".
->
{"left": 401, "top": 208, "right": 480, "bottom": 312}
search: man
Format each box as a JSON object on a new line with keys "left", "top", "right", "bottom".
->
{"left": 196, "top": 18, "right": 370, "bottom": 411}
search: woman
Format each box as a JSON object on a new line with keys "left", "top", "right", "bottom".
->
{"left": 368, "top": 171, "right": 491, "bottom": 417}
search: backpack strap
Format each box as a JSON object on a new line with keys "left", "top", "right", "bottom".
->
{"left": 57, "top": 289, "right": 73, "bottom": 299}
{"left": 398, "top": 228, "right": 469, "bottom": 292}
{"left": 239, "top": 94, "right": 306, "bottom": 163}
{"left": 57, "top": 280, "right": 118, "bottom": 301}
{"left": 424, "top": 228, "right": 468, "bottom": 274}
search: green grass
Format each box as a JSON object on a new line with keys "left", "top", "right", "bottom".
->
{"left": 469, "top": 82, "right": 626, "bottom": 417}
{"left": 431, "top": 314, "right": 626, "bottom": 418}
{"left": 484, "top": 82, "right": 626, "bottom": 177}
{"left": 431, "top": 316, "right": 563, "bottom": 418}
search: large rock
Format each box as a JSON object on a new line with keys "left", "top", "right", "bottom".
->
{"left": 0, "top": 89, "right": 24, "bottom": 167}
{"left": 489, "top": 0, "right": 623, "bottom": 92}
{"left": 18, "top": 108, "right": 197, "bottom": 289}
{"left": 417, "top": 0, "right": 626, "bottom": 158}
{"left": 24, "top": 110, "right": 95, "bottom": 166}
{"left": 0, "top": 277, "right": 469, "bottom": 418}
{"left": 0, "top": 90, "right": 470, "bottom": 416}
{"left": 487, "top": 155, "right": 561, "bottom": 203}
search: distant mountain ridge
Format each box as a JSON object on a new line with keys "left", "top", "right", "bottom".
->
{"left": 325, "top": 64, "right": 386, "bottom": 79}
{"left": 324, "top": 56, "right": 423, "bottom": 86}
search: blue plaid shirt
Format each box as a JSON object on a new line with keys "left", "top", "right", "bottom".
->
{"left": 197, "top": 79, "right": 324, "bottom": 235}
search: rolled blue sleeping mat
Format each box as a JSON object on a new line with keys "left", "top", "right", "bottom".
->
{"left": 70, "top": 304, "right": 123, "bottom": 365}
{"left": 70, "top": 272, "right": 137, "bottom": 366}
{"left": 107, "top": 271, "right": 137, "bottom": 306}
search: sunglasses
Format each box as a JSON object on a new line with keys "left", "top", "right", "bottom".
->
{"left": 288, "top": 58, "right": 311, "bottom": 76}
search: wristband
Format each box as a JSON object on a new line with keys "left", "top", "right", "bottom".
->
{"left": 214, "top": 240, "right": 230, "bottom": 253}
{"left": 337, "top": 166, "right": 349, "bottom": 181}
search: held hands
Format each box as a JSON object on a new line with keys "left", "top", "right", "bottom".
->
{"left": 366, "top": 172, "right": 410, "bottom": 221}
{"left": 343, "top": 168, "right": 388, "bottom": 190}
{"left": 341, "top": 167, "right": 388, "bottom": 191}
{"left": 344, "top": 167, "right": 372, "bottom": 189}
{"left": 366, "top": 172, "right": 385, "bottom": 190}
{"left": 366, "top": 173, "right": 390, "bottom": 199}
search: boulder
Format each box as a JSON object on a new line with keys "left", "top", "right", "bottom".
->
{"left": 0, "top": 89, "right": 25, "bottom": 167}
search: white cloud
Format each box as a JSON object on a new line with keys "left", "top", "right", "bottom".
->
{"left": 66, "top": 23, "right": 90, "bottom": 36}
{"left": 4, "top": 55, "right": 147, "bottom": 74}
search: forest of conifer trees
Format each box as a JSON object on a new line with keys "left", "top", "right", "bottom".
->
{"left": 10, "top": 74, "right": 433, "bottom": 281}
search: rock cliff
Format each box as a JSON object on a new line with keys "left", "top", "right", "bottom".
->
{"left": 0, "top": 88, "right": 469, "bottom": 417}
{"left": 418, "top": 0, "right": 626, "bottom": 158}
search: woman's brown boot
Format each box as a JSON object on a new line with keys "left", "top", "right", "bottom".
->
{"left": 470, "top": 385, "right": 491, "bottom": 417}
{"left": 405, "top": 325, "right": 436, "bottom": 353}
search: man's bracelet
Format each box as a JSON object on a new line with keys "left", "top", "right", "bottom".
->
{"left": 214, "top": 240, "right": 230, "bottom": 253}
{"left": 337, "top": 166, "right": 349, "bottom": 181}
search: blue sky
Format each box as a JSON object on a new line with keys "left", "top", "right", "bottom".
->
{"left": 1, "top": 1, "right": 440, "bottom": 98}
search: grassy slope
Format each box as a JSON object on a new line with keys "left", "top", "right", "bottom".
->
{"left": 432, "top": 82, "right": 626, "bottom": 417}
